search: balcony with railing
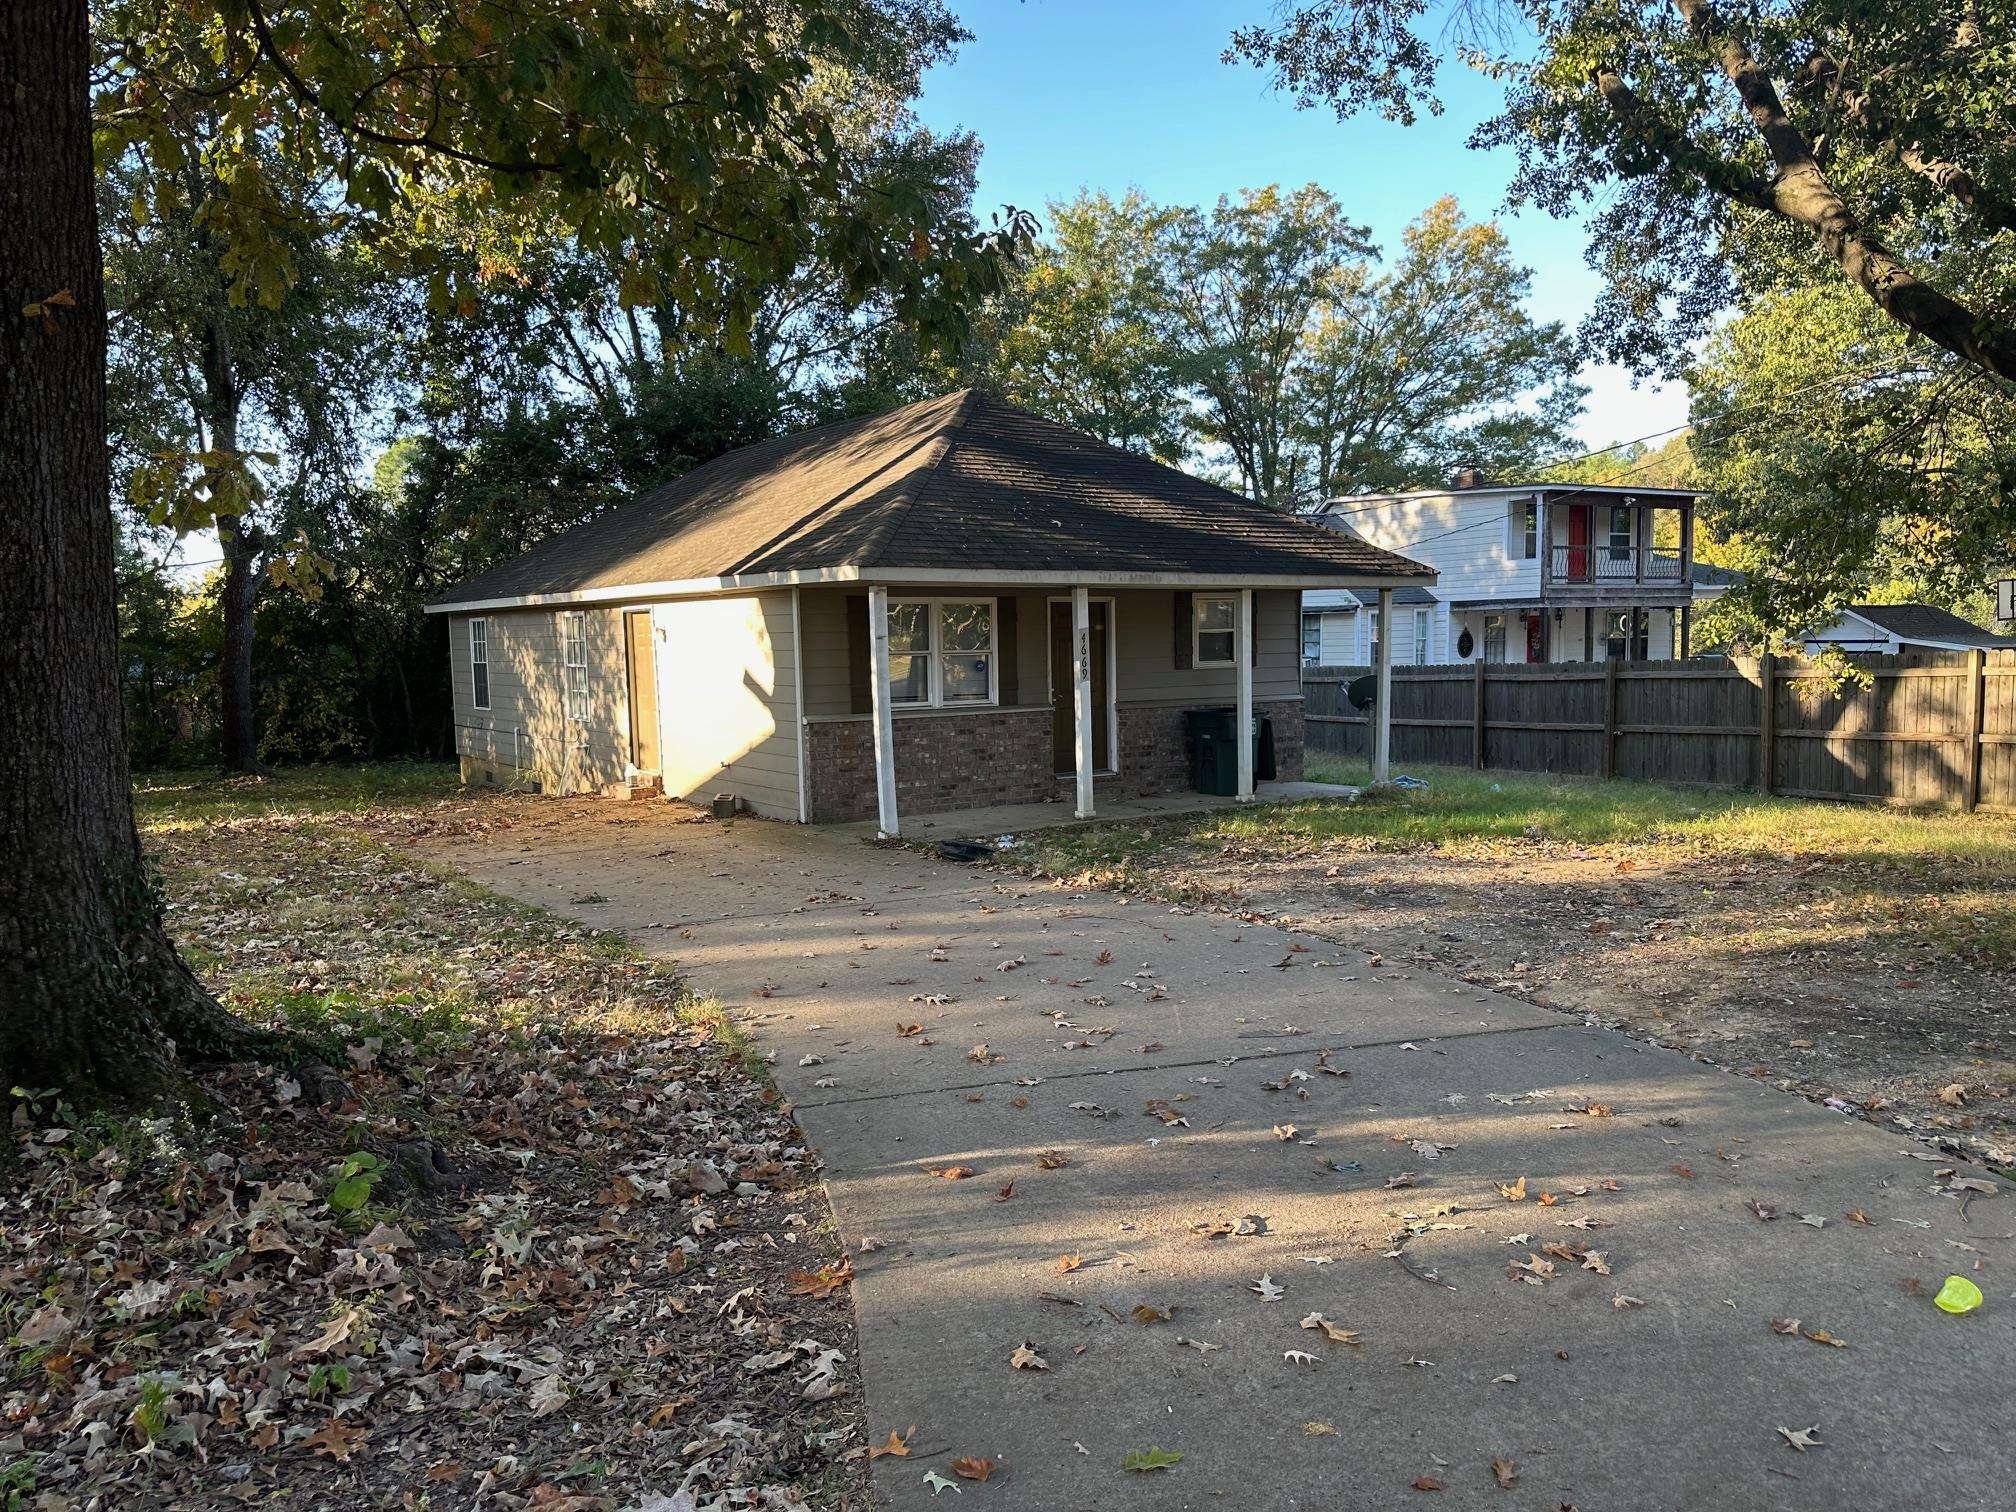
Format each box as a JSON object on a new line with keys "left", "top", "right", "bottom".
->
{"left": 1548, "top": 544, "right": 1687, "bottom": 585}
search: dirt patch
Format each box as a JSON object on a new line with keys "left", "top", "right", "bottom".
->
{"left": 1016, "top": 827, "right": 2016, "bottom": 1171}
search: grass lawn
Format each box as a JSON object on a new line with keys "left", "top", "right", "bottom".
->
{"left": 3, "top": 765, "right": 865, "bottom": 1509}
{"left": 1009, "top": 759, "right": 2016, "bottom": 1169}
{"left": 1022, "top": 758, "right": 2016, "bottom": 880}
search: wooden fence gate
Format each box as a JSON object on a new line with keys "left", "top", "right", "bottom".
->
{"left": 1303, "top": 651, "right": 2015, "bottom": 812}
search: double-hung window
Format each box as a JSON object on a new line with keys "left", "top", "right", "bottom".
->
{"left": 887, "top": 598, "right": 996, "bottom": 708}
{"left": 469, "top": 618, "right": 490, "bottom": 710}
{"left": 1510, "top": 496, "right": 1538, "bottom": 560}
{"left": 1607, "top": 506, "right": 1634, "bottom": 562}
{"left": 562, "top": 612, "right": 590, "bottom": 722}
{"left": 1193, "top": 596, "right": 1237, "bottom": 667}
{"left": 1413, "top": 607, "right": 1432, "bottom": 664}
{"left": 1301, "top": 612, "right": 1322, "bottom": 666}
{"left": 1482, "top": 612, "right": 1508, "bottom": 663}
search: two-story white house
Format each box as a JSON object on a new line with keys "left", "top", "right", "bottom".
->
{"left": 1301, "top": 477, "right": 1701, "bottom": 666}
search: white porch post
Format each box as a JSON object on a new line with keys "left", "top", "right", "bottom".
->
{"left": 1372, "top": 586, "right": 1394, "bottom": 783}
{"left": 1072, "top": 585, "right": 1096, "bottom": 819}
{"left": 1235, "top": 587, "right": 1255, "bottom": 801}
{"left": 867, "top": 586, "right": 900, "bottom": 838}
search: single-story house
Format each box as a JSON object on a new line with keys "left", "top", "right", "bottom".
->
{"left": 425, "top": 389, "right": 1433, "bottom": 833}
{"left": 1800, "top": 602, "right": 2016, "bottom": 655}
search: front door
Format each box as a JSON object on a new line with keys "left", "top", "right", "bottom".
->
{"left": 624, "top": 610, "right": 659, "bottom": 771}
{"left": 1565, "top": 504, "right": 1591, "bottom": 581}
{"left": 1049, "top": 601, "right": 1110, "bottom": 775}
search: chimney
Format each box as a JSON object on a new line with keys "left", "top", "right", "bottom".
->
{"left": 1451, "top": 464, "right": 1489, "bottom": 490}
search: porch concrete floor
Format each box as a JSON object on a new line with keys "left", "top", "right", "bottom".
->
{"left": 831, "top": 778, "right": 1362, "bottom": 842}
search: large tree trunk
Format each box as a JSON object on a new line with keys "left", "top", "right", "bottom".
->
{"left": 217, "top": 513, "right": 264, "bottom": 770}
{"left": 1, "top": 0, "right": 287, "bottom": 1100}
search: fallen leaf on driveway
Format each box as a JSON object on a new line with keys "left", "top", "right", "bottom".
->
{"left": 1777, "top": 1425, "right": 1824, "bottom": 1452}
{"left": 1746, "top": 1199, "right": 1779, "bottom": 1221}
{"left": 1305, "top": 1420, "right": 1337, "bottom": 1436}
{"left": 1803, "top": 1328, "right": 1849, "bottom": 1348}
{"left": 1122, "top": 1447, "right": 1182, "bottom": 1473}
{"left": 1009, "top": 1343, "right": 1049, "bottom": 1371}
{"left": 1174, "top": 1336, "right": 1222, "bottom": 1352}
{"left": 1132, "top": 1304, "right": 1173, "bottom": 1324}
{"left": 1797, "top": 1213, "right": 1828, "bottom": 1228}
{"left": 1768, "top": 1318, "right": 1800, "bottom": 1335}
{"left": 1300, "top": 1312, "right": 1362, "bottom": 1344}
{"left": 925, "top": 1165, "right": 974, "bottom": 1180}
{"left": 1491, "top": 1457, "right": 1519, "bottom": 1488}
{"left": 897, "top": 1022, "right": 923, "bottom": 1037}
{"left": 1251, "top": 1273, "right": 1285, "bottom": 1301}
{"left": 1056, "top": 1254, "right": 1083, "bottom": 1274}
{"left": 924, "top": 1469, "right": 962, "bottom": 1495}
{"left": 1497, "top": 1177, "right": 1528, "bottom": 1201}
{"left": 1411, "top": 1475, "right": 1445, "bottom": 1492}
{"left": 951, "top": 1456, "right": 997, "bottom": 1481}
{"left": 1612, "top": 1294, "right": 1647, "bottom": 1309}
{"left": 1283, "top": 1348, "right": 1320, "bottom": 1365}
{"left": 870, "top": 1428, "right": 914, "bottom": 1459}
{"left": 1036, "top": 1150, "right": 1071, "bottom": 1169}
{"left": 993, "top": 1182, "right": 1016, "bottom": 1202}
{"left": 1938, "top": 1084, "right": 1967, "bottom": 1107}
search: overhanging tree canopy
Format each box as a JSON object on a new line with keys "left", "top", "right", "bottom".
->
{"left": 2, "top": 0, "right": 1026, "bottom": 1102}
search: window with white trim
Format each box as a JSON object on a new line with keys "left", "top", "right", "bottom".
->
{"left": 469, "top": 618, "right": 490, "bottom": 710}
{"left": 1194, "top": 595, "right": 1237, "bottom": 667}
{"left": 1413, "top": 607, "right": 1432, "bottom": 664}
{"left": 1510, "top": 496, "right": 1538, "bottom": 560}
{"left": 1607, "top": 504, "right": 1634, "bottom": 561}
{"left": 888, "top": 598, "right": 996, "bottom": 708}
{"left": 562, "top": 612, "right": 590, "bottom": 722}
{"left": 1301, "top": 612, "right": 1322, "bottom": 665}
{"left": 1366, "top": 606, "right": 1380, "bottom": 663}
{"left": 1482, "top": 612, "right": 1508, "bottom": 663}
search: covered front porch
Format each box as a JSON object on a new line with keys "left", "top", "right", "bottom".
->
{"left": 840, "top": 581, "right": 1403, "bottom": 838}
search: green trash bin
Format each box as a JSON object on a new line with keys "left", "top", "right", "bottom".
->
{"left": 1187, "top": 706, "right": 1252, "bottom": 795}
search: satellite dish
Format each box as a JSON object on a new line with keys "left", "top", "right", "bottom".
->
{"left": 1347, "top": 674, "right": 1379, "bottom": 711}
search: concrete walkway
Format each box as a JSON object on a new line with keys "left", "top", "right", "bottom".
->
{"left": 423, "top": 807, "right": 2015, "bottom": 1511}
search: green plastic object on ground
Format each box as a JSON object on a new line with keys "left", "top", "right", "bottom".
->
{"left": 1935, "top": 1275, "right": 1983, "bottom": 1315}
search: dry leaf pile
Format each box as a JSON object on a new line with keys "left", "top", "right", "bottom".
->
{"left": 1, "top": 802, "right": 863, "bottom": 1510}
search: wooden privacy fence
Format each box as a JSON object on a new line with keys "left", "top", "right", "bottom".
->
{"left": 1304, "top": 650, "right": 2016, "bottom": 812}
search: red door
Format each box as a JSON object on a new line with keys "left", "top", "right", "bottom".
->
{"left": 1524, "top": 613, "right": 1545, "bottom": 663}
{"left": 1565, "top": 504, "right": 1591, "bottom": 582}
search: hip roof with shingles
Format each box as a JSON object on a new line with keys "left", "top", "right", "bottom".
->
{"left": 430, "top": 389, "right": 1431, "bottom": 609}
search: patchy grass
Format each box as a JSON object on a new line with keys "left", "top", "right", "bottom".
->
{"left": 1020, "top": 759, "right": 2016, "bottom": 886}
{"left": 1005, "top": 760, "right": 2016, "bottom": 1168}
{"left": 3, "top": 767, "right": 865, "bottom": 1509}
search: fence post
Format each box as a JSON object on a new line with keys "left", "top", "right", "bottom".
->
{"left": 1964, "top": 647, "right": 1985, "bottom": 812}
{"left": 1602, "top": 659, "right": 1619, "bottom": 779}
{"left": 1757, "top": 652, "right": 1777, "bottom": 794}
{"left": 1472, "top": 658, "right": 1486, "bottom": 770}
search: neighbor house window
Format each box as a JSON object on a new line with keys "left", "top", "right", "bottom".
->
{"left": 1302, "top": 612, "right": 1322, "bottom": 665}
{"left": 469, "top": 618, "right": 490, "bottom": 710}
{"left": 1413, "top": 607, "right": 1432, "bottom": 664}
{"left": 562, "top": 612, "right": 590, "bottom": 722}
{"left": 888, "top": 598, "right": 996, "bottom": 708}
{"left": 1367, "top": 606, "right": 1381, "bottom": 664}
{"left": 1194, "top": 596, "right": 1237, "bottom": 666}
{"left": 1482, "top": 613, "right": 1508, "bottom": 663}
{"left": 1510, "top": 497, "right": 1538, "bottom": 560}
{"left": 1608, "top": 505, "right": 1634, "bottom": 561}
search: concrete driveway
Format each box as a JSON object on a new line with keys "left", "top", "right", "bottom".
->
{"left": 423, "top": 804, "right": 2015, "bottom": 1511}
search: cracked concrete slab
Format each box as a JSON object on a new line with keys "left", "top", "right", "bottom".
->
{"left": 421, "top": 807, "right": 2016, "bottom": 1510}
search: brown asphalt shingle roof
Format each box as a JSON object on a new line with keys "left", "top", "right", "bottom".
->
{"left": 430, "top": 389, "right": 1432, "bottom": 607}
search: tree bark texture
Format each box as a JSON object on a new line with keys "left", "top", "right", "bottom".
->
{"left": 1, "top": 1, "right": 283, "bottom": 1098}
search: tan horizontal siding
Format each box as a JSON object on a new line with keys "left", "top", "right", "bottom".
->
{"left": 655, "top": 591, "right": 800, "bottom": 819}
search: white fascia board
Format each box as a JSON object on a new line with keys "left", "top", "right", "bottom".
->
{"left": 424, "top": 564, "right": 1438, "bottom": 614}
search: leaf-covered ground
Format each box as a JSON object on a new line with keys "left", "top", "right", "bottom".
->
{"left": 1013, "top": 760, "right": 2016, "bottom": 1172}
{"left": 1, "top": 767, "right": 868, "bottom": 1511}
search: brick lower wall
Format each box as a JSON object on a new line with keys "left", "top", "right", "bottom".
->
{"left": 807, "top": 710, "right": 1058, "bottom": 822}
{"left": 805, "top": 699, "right": 1304, "bottom": 822}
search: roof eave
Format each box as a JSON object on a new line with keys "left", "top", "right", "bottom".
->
{"left": 425, "top": 563, "right": 1438, "bottom": 615}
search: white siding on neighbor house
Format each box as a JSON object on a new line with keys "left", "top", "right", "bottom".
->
{"left": 1301, "top": 597, "right": 1445, "bottom": 665}
{"left": 652, "top": 592, "right": 800, "bottom": 819}
{"left": 1801, "top": 611, "right": 1897, "bottom": 654}
{"left": 1336, "top": 490, "right": 1543, "bottom": 602}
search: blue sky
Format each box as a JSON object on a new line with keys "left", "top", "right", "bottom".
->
{"left": 913, "top": 0, "right": 1688, "bottom": 453}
